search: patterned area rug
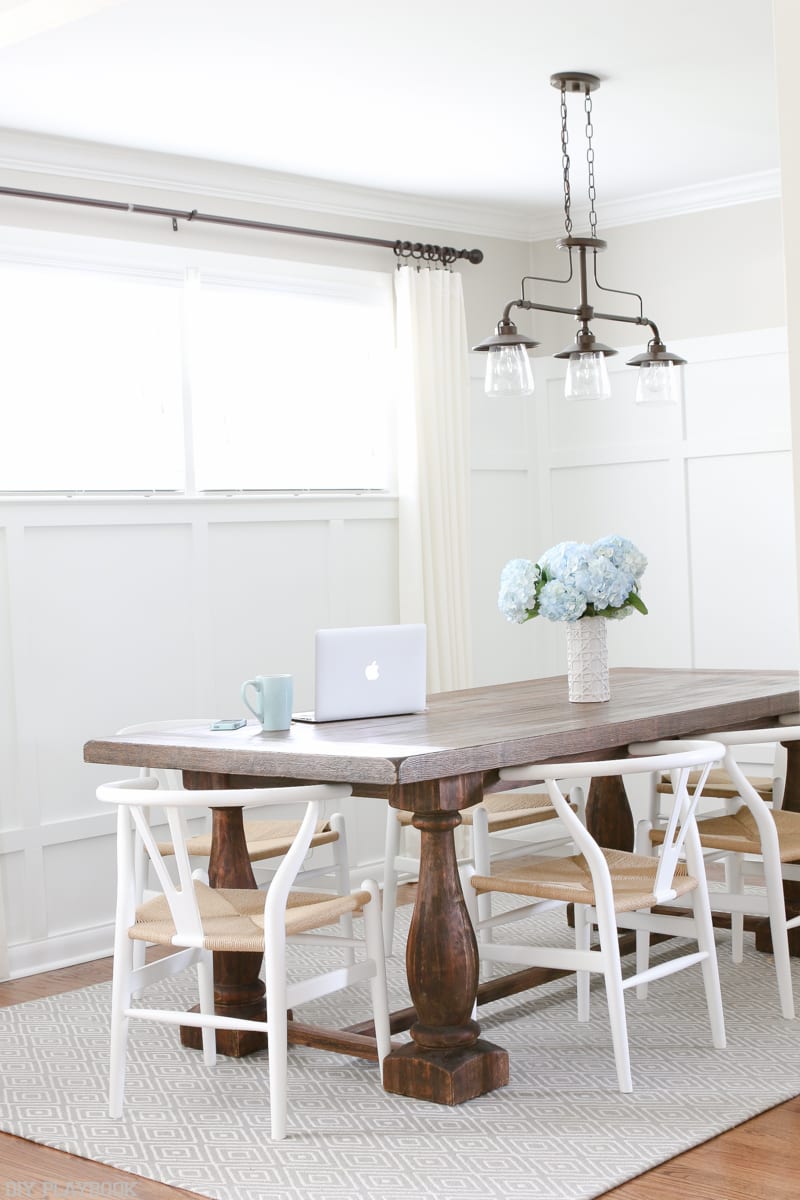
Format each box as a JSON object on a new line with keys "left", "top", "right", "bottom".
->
{"left": 1, "top": 905, "right": 799, "bottom": 1200}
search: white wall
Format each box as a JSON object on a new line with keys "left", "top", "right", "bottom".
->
{"left": 470, "top": 325, "right": 797, "bottom": 682}
{"left": 773, "top": 0, "right": 800, "bottom": 635}
{"left": 527, "top": 198, "right": 786, "bottom": 349}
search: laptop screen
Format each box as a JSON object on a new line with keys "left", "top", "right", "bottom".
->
{"left": 295, "top": 624, "right": 427, "bottom": 723}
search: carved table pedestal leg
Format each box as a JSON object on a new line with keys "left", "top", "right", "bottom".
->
{"left": 180, "top": 773, "right": 268, "bottom": 1056}
{"left": 585, "top": 759, "right": 635, "bottom": 852}
{"left": 381, "top": 774, "right": 509, "bottom": 1104}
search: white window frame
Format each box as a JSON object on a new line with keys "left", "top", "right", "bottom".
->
{"left": 0, "top": 226, "right": 397, "bottom": 500}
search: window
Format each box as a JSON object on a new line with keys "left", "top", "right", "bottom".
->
{"left": 0, "top": 261, "right": 184, "bottom": 491}
{"left": 189, "top": 272, "right": 393, "bottom": 492}
{"left": 0, "top": 233, "right": 395, "bottom": 495}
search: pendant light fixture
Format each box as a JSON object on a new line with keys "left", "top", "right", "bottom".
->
{"left": 474, "top": 72, "right": 686, "bottom": 404}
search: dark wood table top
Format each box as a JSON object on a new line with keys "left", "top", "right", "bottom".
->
{"left": 84, "top": 667, "right": 799, "bottom": 786}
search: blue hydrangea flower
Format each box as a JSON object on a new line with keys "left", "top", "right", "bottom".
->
{"left": 537, "top": 541, "right": 591, "bottom": 587}
{"left": 538, "top": 579, "right": 587, "bottom": 622}
{"left": 500, "top": 534, "right": 646, "bottom": 624}
{"left": 498, "top": 558, "right": 541, "bottom": 623}
{"left": 574, "top": 558, "right": 635, "bottom": 609}
{"left": 592, "top": 535, "right": 647, "bottom": 581}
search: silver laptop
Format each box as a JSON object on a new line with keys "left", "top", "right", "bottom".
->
{"left": 293, "top": 624, "right": 427, "bottom": 723}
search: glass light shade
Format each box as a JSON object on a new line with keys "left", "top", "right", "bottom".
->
{"left": 634, "top": 360, "right": 682, "bottom": 406}
{"left": 484, "top": 344, "right": 535, "bottom": 397}
{"left": 564, "top": 351, "right": 611, "bottom": 401}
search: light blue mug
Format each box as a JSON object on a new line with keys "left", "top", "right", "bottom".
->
{"left": 241, "top": 674, "right": 293, "bottom": 731}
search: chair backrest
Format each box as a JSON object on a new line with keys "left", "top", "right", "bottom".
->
{"left": 701, "top": 724, "right": 800, "bottom": 841}
{"left": 98, "top": 779, "right": 352, "bottom": 945}
{"left": 500, "top": 739, "right": 724, "bottom": 903}
{"left": 706, "top": 723, "right": 800, "bottom": 809}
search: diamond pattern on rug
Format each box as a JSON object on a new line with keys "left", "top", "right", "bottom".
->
{"left": 1, "top": 906, "right": 799, "bottom": 1200}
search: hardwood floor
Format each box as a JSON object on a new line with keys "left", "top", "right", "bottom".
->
{"left": 1, "top": 949, "right": 798, "bottom": 1199}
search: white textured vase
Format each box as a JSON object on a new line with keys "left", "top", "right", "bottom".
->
{"left": 565, "top": 616, "right": 610, "bottom": 703}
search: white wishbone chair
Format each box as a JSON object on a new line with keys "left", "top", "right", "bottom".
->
{"left": 116, "top": 721, "right": 356, "bottom": 969}
{"left": 644, "top": 724, "right": 800, "bottom": 1020}
{"left": 462, "top": 740, "right": 727, "bottom": 1093}
{"left": 99, "top": 776, "right": 391, "bottom": 1140}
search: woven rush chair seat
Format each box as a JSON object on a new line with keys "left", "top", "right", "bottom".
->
{"left": 130, "top": 883, "right": 373, "bottom": 951}
{"left": 650, "top": 805, "right": 800, "bottom": 860}
{"left": 462, "top": 739, "right": 727, "bottom": 1093}
{"left": 655, "top": 767, "right": 772, "bottom": 803}
{"left": 471, "top": 849, "right": 697, "bottom": 915}
{"left": 157, "top": 818, "right": 338, "bottom": 862}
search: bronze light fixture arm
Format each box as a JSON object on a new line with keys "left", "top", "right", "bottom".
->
{"left": 475, "top": 69, "right": 686, "bottom": 398}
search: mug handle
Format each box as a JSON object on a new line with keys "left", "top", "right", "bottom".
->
{"left": 240, "top": 679, "right": 261, "bottom": 720}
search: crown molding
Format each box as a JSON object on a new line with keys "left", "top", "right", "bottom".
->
{"left": 0, "top": 128, "right": 534, "bottom": 243}
{"left": 0, "top": 129, "right": 782, "bottom": 246}
{"left": 525, "top": 169, "right": 782, "bottom": 241}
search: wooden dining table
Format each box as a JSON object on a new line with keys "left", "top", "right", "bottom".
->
{"left": 84, "top": 666, "right": 799, "bottom": 1105}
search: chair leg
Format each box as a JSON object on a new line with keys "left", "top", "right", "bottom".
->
{"left": 361, "top": 880, "right": 392, "bottom": 1068}
{"left": 331, "top": 813, "right": 355, "bottom": 966}
{"left": 131, "top": 938, "right": 146, "bottom": 980}
{"left": 691, "top": 896, "right": 727, "bottom": 1048}
{"left": 635, "top": 921, "right": 651, "bottom": 1000}
{"left": 471, "top": 806, "right": 493, "bottom": 944}
{"left": 594, "top": 900, "right": 632, "bottom": 1092}
{"left": 684, "top": 844, "right": 727, "bottom": 1049}
{"left": 574, "top": 903, "right": 591, "bottom": 1021}
{"left": 764, "top": 855, "right": 796, "bottom": 1020}
{"left": 460, "top": 866, "right": 482, "bottom": 1013}
{"left": 724, "top": 852, "right": 744, "bottom": 963}
{"left": 263, "top": 935, "right": 289, "bottom": 1141}
{"left": 635, "top": 818, "right": 654, "bottom": 858}
{"left": 382, "top": 807, "right": 402, "bottom": 955}
{"left": 196, "top": 951, "right": 217, "bottom": 1066}
{"left": 109, "top": 939, "right": 134, "bottom": 1118}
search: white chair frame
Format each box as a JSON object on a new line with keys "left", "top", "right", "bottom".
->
{"left": 99, "top": 777, "right": 391, "bottom": 1140}
{"left": 116, "top": 721, "right": 356, "bottom": 969}
{"left": 463, "top": 740, "right": 727, "bottom": 1093}
{"left": 644, "top": 725, "right": 800, "bottom": 1020}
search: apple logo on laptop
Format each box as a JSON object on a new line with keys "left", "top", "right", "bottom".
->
{"left": 365, "top": 660, "right": 380, "bottom": 682}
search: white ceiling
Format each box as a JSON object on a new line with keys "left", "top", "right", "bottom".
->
{"left": 0, "top": 0, "right": 780, "bottom": 226}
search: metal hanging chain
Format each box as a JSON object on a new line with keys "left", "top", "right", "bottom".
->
{"left": 560, "top": 83, "right": 572, "bottom": 237}
{"left": 584, "top": 88, "right": 598, "bottom": 239}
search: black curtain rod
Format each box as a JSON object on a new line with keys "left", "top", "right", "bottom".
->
{"left": 0, "top": 184, "right": 484, "bottom": 266}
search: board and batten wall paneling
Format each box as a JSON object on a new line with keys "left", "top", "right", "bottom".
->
{"left": 530, "top": 327, "right": 797, "bottom": 679}
{"left": 207, "top": 520, "right": 334, "bottom": 715}
{"left": 23, "top": 522, "right": 197, "bottom": 822}
{"left": 0, "top": 527, "right": 16, "bottom": 814}
{"left": 470, "top": 361, "right": 545, "bottom": 685}
{"left": 0, "top": 497, "right": 401, "bottom": 976}
{"left": 206, "top": 517, "right": 400, "bottom": 716}
{"left": 471, "top": 468, "right": 541, "bottom": 685}
{"left": 688, "top": 452, "right": 798, "bottom": 668}
{"left": 547, "top": 459, "right": 691, "bottom": 671}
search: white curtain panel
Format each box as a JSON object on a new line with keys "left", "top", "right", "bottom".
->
{"left": 394, "top": 265, "right": 473, "bottom": 693}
